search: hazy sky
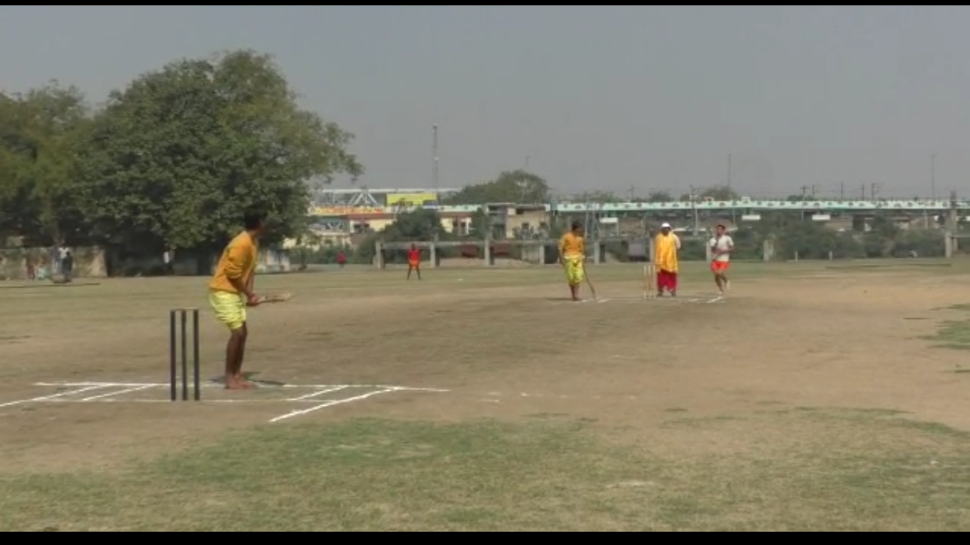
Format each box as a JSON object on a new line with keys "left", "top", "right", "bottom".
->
{"left": 2, "top": 6, "right": 969, "bottom": 199}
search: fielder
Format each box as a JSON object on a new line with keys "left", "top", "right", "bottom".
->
{"left": 653, "top": 222, "right": 681, "bottom": 297}
{"left": 406, "top": 243, "right": 422, "bottom": 280}
{"left": 709, "top": 223, "right": 734, "bottom": 294}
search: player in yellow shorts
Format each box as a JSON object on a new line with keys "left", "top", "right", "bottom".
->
{"left": 559, "top": 220, "right": 587, "bottom": 302}
{"left": 208, "top": 209, "right": 266, "bottom": 390}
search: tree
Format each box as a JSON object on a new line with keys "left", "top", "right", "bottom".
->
{"left": 676, "top": 185, "right": 740, "bottom": 203}
{"left": 0, "top": 84, "right": 91, "bottom": 245}
{"left": 356, "top": 208, "right": 451, "bottom": 264}
{"left": 869, "top": 212, "right": 900, "bottom": 239}
{"left": 646, "top": 190, "right": 673, "bottom": 202}
{"left": 699, "top": 185, "right": 739, "bottom": 201}
{"left": 73, "top": 50, "right": 363, "bottom": 253}
{"left": 573, "top": 190, "right": 619, "bottom": 203}
{"left": 446, "top": 170, "right": 550, "bottom": 205}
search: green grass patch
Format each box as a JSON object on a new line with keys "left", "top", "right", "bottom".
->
{"left": 922, "top": 305, "right": 970, "bottom": 349}
{"left": 932, "top": 303, "right": 970, "bottom": 312}
{"left": 2, "top": 413, "right": 970, "bottom": 531}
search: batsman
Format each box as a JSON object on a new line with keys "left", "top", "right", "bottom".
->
{"left": 558, "top": 220, "right": 587, "bottom": 302}
{"left": 208, "top": 209, "right": 266, "bottom": 391}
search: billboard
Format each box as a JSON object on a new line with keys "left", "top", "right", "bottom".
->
{"left": 312, "top": 206, "right": 385, "bottom": 216}
{"left": 387, "top": 192, "right": 437, "bottom": 207}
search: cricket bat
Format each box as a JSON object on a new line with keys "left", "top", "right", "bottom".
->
{"left": 254, "top": 291, "right": 296, "bottom": 305}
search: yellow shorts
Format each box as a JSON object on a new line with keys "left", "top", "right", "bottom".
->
{"left": 563, "top": 255, "right": 585, "bottom": 286}
{"left": 209, "top": 290, "right": 247, "bottom": 330}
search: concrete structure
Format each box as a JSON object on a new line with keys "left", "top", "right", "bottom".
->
{"left": 375, "top": 234, "right": 714, "bottom": 269}
{"left": 316, "top": 198, "right": 970, "bottom": 217}
{"left": 318, "top": 191, "right": 970, "bottom": 259}
{"left": 313, "top": 187, "right": 461, "bottom": 207}
{"left": 311, "top": 197, "right": 968, "bottom": 242}
{"left": 483, "top": 203, "right": 549, "bottom": 239}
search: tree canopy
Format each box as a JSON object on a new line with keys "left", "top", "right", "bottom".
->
{"left": 0, "top": 84, "right": 91, "bottom": 245}
{"left": 678, "top": 185, "right": 740, "bottom": 202}
{"left": 0, "top": 50, "right": 363, "bottom": 253}
{"left": 445, "top": 170, "right": 550, "bottom": 205}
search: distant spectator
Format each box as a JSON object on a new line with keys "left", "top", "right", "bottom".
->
{"left": 337, "top": 251, "right": 346, "bottom": 269}
{"left": 62, "top": 250, "right": 74, "bottom": 282}
{"left": 57, "top": 245, "right": 70, "bottom": 275}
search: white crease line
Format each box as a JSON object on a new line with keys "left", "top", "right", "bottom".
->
{"left": 36, "top": 382, "right": 165, "bottom": 387}
{"left": 35, "top": 382, "right": 449, "bottom": 392}
{"left": 287, "top": 386, "right": 347, "bottom": 401}
{"left": 42, "top": 398, "right": 345, "bottom": 404}
{"left": 269, "top": 389, "right": 396, "bottom": 423}
{"left": 0, "top": 386, "right": 109, "bottom": 409}
{"left": 80, "top": 385, "right": 157, "bottom": 401}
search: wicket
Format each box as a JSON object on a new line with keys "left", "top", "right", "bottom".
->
{"left": 643, "top": 264, "right": 656, "bottom": 299}
{"left": 169, "top": 308, "right": 201, "bottom": 402}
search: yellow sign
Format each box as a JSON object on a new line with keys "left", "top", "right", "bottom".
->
{"left": 312, "top": 206, "right": 385, "bottom": 216}
{"left": 387, "top": 192, "right": 437, "bottom": 207}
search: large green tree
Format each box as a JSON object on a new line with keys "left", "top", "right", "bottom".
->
{"left": 446, "top": 169, "right": 550, "bottom": 205}
{"left": 73, "top": 50, "right": 363, "bottom": 252}
{"left": 0, "top": 84, "right": 90, "bottom": 245}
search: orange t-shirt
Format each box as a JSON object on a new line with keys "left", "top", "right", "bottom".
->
{"left": 209, "top": 231, "right": 257, "bottom": 293}
{"left": 407, "top": 249, "right": 421, "bottom": 265}
{"left": 559, "top": 232, "right": 585, "bottom": 257}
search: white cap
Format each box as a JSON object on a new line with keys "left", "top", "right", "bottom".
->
{"left": 661, "top": 222, "right": 672, "bottom": 228}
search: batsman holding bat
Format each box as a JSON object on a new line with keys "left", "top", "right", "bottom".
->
{"left": 208, "top": 209, "right": 267, "bottom": 390}
{"left": 559, "top": 220, "right": 587, "bottom": 302}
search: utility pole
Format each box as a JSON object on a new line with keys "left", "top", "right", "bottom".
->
{"left": 870, "top": 182, "right": 880, "bottom": 200}
{"left": 628, "top": 184, "right": 635, "bottom": 200}
{"left": 860, "top": 184, "right": 867, "bottom": 200}
{"left": 931, "top": 154, "right": 937, "bottom": 201}
{"left": 727, "top": 153, "right": 733, "bottom": 188}
{"left": 432, "top": 124, "right": 439, "bottom": 205}
{"left": 840, "top": 181, "right": 845, "bottom": 201}
{"left": 800, "top": 185, "right": 816, "bottom": 200}
{"left": 689, "top": 185, "right": 700, "bottom": 236}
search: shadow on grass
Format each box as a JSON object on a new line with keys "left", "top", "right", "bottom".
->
{"left": 1, "top": 412, "right": 969, "bottom": 531}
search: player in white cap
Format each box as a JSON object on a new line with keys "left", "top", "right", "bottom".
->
{"left": 652, "top": 222, "right": 681, "bottom": 297}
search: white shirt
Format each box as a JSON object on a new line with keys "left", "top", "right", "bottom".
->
{"left": 709, "top": 235, "right": 734, "bottom": 262}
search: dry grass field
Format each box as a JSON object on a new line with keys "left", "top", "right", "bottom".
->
{"left": 1, "top": 260, "right": 970, "bottom": 531}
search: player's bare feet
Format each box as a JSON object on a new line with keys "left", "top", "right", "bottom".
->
{"left": 232, "top": 373, "right": 257, "bottom": 389}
